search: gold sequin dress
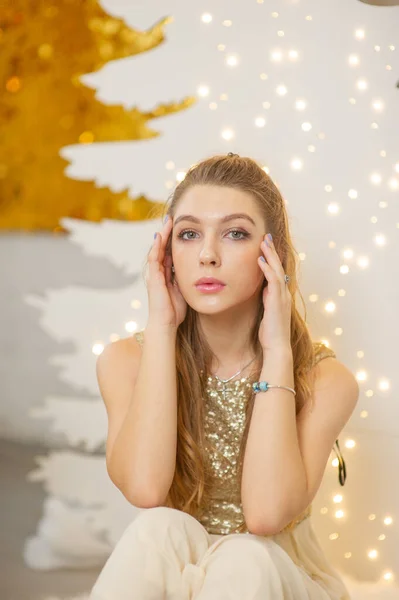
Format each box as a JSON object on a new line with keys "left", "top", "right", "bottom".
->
{"left": 89, "top": 331, "right": 351, "bottom": 600}
{"left": 197, "top": 342, "right": 346, "bottom": 538}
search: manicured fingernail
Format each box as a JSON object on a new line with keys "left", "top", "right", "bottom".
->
{"left": 163, "top": 215, "right": 169, "bottom": 224}
{"left": 154, "top": 232, "right": 157, "bottom": 239}
{"left": 260, "top": 256, "right": 266, "bottom": 262}
{"left": 267, "top": 233, "right": 273, "bottom": 244}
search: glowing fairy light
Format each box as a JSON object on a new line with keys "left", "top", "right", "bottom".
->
{"left": 374, "top": 234, "right": 386, "bottom": 247}
{"left": 197, "top": 85, "right": 210, "bottom": 97}
{"left": 221, "top": 128, "right": 235, "bottom": 141}
{"left": 324, "top": 301, "right": 336, "bottom": 313}
{"left": 295, "top": 99, "right": 307, "bottom": 110}
{"left": 92, "top": 343, "right": 104, "bottom": 356}
{"left": 372, "top": 99, "right": 384, "bottom": 112}
{"left": 356, "top": 78, "right": 368, "bottom": 91}
{"left": 356, "top": 370, "right": 367, "bottom": 383}
{"left": 357, "top": 256, "right": 369, "bottom": 269}
{"left": 201, "top": 13, "right": 212, "bottom": 23}
{"left": 370, "top": 173, "right": 382, "bottom": 185}
{"left": 291, "top": 158, "right": 303, "bottom": 170}
{"left": 378, "top": 379, "right": 390, "bottom": 392}
{"left": 343, "top": 248, "right": 354, "bottom": 259}
{"left": 125, "top": 321, "right": 138, "bottom": 333}
{"left": 271, "top": 50, "right": 283, "bottom": 61}
{"left": 348, "top": 54, "right": 360, "bottom": 66}
{"left": 226, "top": 54, "right": 239, "bottom": 67}
{"left": 327, "top": 203, "right": 340, "bottom": 215}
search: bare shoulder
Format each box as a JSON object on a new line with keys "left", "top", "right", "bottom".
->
{"left": 307, "top": 342, "right": 356, "bottom": 391}
{"left": 97, "top": 332, "right": 143, "bottom": 368}
{"left": 96, "top": 331, "right": 145, "bottom": 467}
{"left": 297, "top": 343, "right": 358, "bottom": 418}
{"left": 301, "top": 349, "right": 359, "bottom": 417}
{"left": 96, "top": 332, "right": 144, "bottom": 407}
{"left": 312, "top": 353, "right": 357, "bottom": 390}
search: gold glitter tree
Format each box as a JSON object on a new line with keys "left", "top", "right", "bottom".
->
{"left": 0, "top": 1, "right": 195, "bottom": 232}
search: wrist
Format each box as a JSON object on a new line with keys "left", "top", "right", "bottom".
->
{"left": 262, "top": 346, "right": 293, "bottom": 361}
{"left": 260, "top": 348, "right": 294, "bottom": 387}
{"left": 145, "top": 322, "right": 178, "bottom": 336}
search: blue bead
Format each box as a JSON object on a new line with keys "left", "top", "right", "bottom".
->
{"left": 253, "top": 381, "right": 269, "bottom": 393}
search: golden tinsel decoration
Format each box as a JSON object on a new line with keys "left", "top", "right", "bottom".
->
{"left": 0, "top": 0, "right": 196, "bottom": 233}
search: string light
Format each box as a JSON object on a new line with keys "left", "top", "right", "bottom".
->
{"left": 197, "top": 85, "right": 210, "bottom": 97}
{"left": 226, "top": 54, "right": 239, "bottom": 67}
{"left": 201, "top": 13, "right": 212, "bottom": 24}
{"left": 92, "top": 343, "right": 104, "bottom": 356}
{"left": 221, "top": 128, "right": 235, "bottom": 141}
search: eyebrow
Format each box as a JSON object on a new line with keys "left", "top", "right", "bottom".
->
{"left": 174, "top": 213, "right": 256, "bottom": 227}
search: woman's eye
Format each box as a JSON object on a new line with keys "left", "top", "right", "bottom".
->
{"left": 177, "top": 229, "right": 249, "bottom": 241}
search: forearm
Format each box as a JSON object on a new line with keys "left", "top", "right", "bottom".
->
{"left": 241, "top": 349, "right": 307, "bottom": 534}
{"left": 110, "top": 324, "right": 178, "bottom": 507}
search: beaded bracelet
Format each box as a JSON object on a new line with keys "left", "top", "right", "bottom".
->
{"left": 252, "top": 381, "right": 296, "bottom": 396}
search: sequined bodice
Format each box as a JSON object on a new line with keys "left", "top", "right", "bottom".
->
{"left": 133, "top": 331, "right": 338, "bottom": 536}
{"left": 198, "top": 372, "right": 313, "bottom": 535}
{"left": 199, "top": 373, "right": 260, "bottom": 534}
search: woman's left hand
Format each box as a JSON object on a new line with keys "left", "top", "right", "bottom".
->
{"left": 257, "top": 233, "right": 292, "bottom": 354}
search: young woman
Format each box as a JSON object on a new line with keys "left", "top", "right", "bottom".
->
{"left": 90, "top": 153, "right": 359, "bottom": 599}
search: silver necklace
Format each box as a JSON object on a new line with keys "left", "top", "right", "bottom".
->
{"left": 213, "top": 356, "right": 257, "bottom": 399}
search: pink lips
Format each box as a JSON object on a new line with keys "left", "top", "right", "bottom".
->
{"left": 195, "top": 282, "right": 225, "bottom": 293}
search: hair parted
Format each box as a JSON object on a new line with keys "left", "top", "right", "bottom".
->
{"left": 142, "top": 153, "right": 319, "bottom": 527}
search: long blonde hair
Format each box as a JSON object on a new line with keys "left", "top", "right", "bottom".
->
{"left": 142, "top": 154, "right": 318, "bottom": 522}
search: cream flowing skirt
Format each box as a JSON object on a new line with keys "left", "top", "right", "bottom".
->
{"left": 89, "top": 506, "right": 351, "bottom": 600}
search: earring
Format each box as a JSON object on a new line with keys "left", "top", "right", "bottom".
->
{"left": 171, "top": 265, "right": 175, "bottom": 273}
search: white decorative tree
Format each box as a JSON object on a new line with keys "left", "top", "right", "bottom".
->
{"left": 24, "top": 218, "right": 156, "bottom": 570}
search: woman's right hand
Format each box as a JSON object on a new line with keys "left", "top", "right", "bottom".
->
{"left": 146, "top": 216, "right": 188, "bottom": 330}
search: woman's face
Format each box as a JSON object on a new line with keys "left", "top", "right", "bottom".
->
{"left": 171, "top": 185, "right": 267, "bottom": 312}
